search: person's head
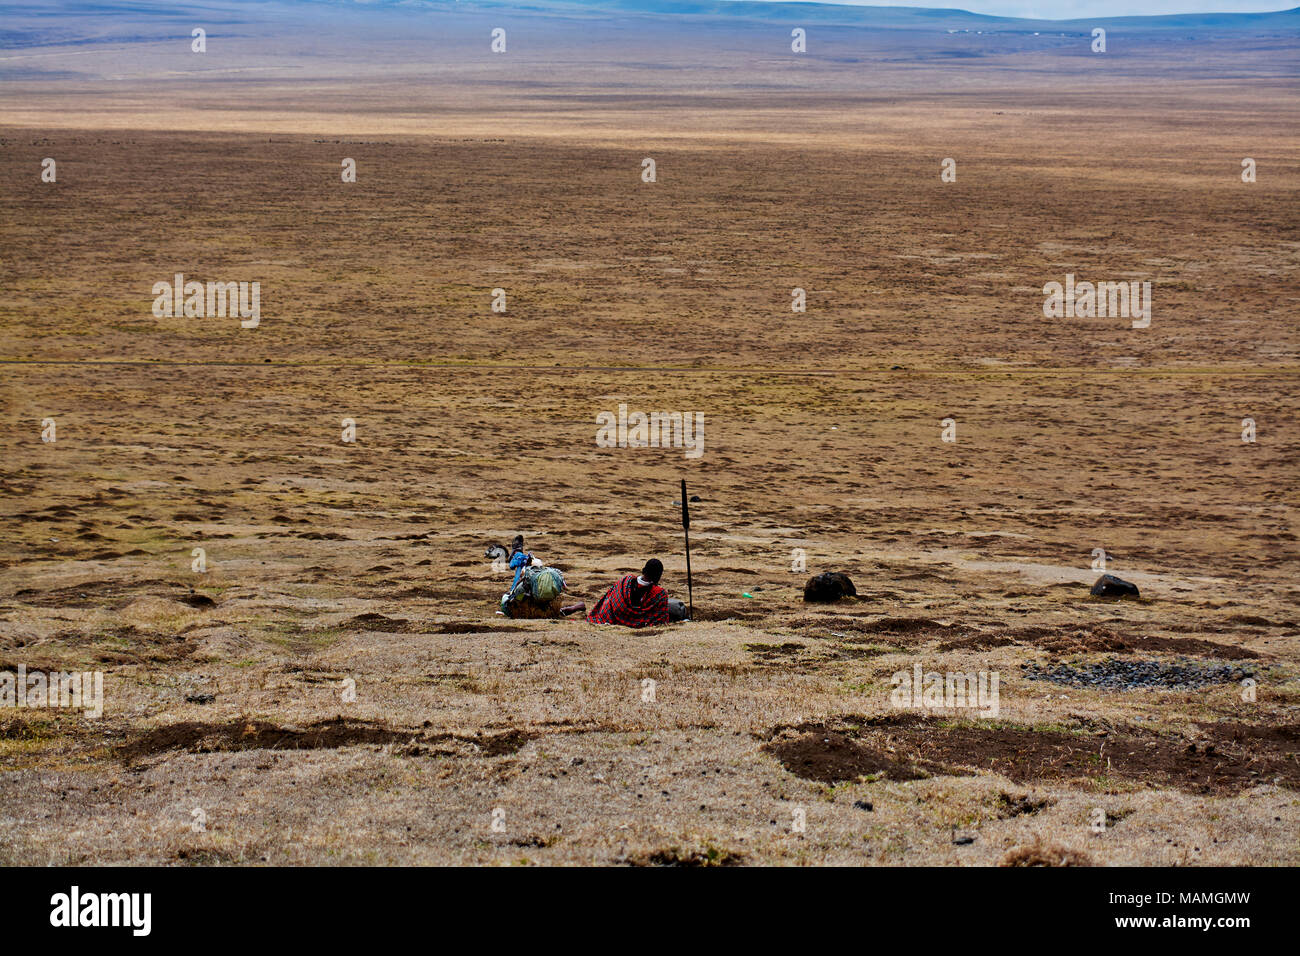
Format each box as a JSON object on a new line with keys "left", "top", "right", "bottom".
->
{"left": 641, "top": 558, "right": 663, "bottom": 584}
{"left": 511, "top": 534, "right": 525, "bottom": 555}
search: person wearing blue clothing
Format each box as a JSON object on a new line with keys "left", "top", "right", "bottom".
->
{"left": 499, "top": 535, "right": 538, "bottom": 612}
{"left": 506, "top": 535, "right": 533, "bottom": 591}
{"left": 495, "top": 534, "right": 583, "bottom": 618}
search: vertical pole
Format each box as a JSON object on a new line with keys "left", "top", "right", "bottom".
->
{"left": 681, "top": 479, "right": 693, "bottom": 620}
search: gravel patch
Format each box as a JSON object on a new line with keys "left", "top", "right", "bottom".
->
{"left": 1021, "top": 657, "right": 1257, "bottom": 690}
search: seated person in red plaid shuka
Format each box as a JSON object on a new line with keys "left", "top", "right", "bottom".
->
{"left": 587, "top": 559, "right": 670, "bottom": 628}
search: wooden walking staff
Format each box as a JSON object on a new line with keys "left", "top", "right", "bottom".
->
{"left": 681, "top": 479, "right": 693, "bottom": 620}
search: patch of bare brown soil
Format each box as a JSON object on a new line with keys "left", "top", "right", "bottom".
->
{"left": 935, "top": 624, "right": 1259, "bottom": 659}
{"left": 996, "top": 791, "right": 1055, "bottom": 818}
{"left": 937, "top": 634, "right": 1018, "bottom": 651}
{"left": 114, "top": 717, "right": 533, "bottom": 763}
{"left": 1128, "top": 635, "right": 1261, "bottom": 660}
{"left": 341, "top": 612, "right": 423, "bottom": 632}
{"left": 762, "top": 730, "right": 935, "bottom": 784}
{"left": 766, "top": 718, "right": 1300, "bottom": 794}
{"left": 424, "top": 621, "right": 527, "bottom": 634}
{"left": 744, "top": 642, "right": 805, "bottom": 661}
{"left": 476, "top": 729, "right": 535, "bottom": 756}
{"left": 1198, "top": 722, "right": 1300, "bottom": 749}
{"left": 802, "top": 616, "right": 965, "bottom": 637}
{"left": 1009, "top": 624, "right": 1259, "bottom": 659}
{"left": 9, "top": 580, "right": 201, "bottom": 610}
{"left": 338, "top": 614, "right": 530, "bottom": 634}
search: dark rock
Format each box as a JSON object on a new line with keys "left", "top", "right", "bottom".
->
{"left": 667, "top": 598, "right": 689, "bottom": 622}
{"left": 853, "top": 800, "right": 873, "bottom": 812}
{"left": 185, "top": 693, "right": 215, "bottom": 705}
{"left": 1091, "top": 574, "right": 1140, "bottom": 599}
{"left": 803, "top": 572, "right": 857, "bottom": 603}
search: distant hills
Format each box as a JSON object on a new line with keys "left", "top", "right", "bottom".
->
{"left": 2, "top": 0, "right": 1296, "bottom": 45}
{"left": 391, "top": 0, "right": 1300, "bottom": 30}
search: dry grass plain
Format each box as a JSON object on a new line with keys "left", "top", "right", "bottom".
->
{"left": 1, "top": 1, "right": 1298, "bottom": 865}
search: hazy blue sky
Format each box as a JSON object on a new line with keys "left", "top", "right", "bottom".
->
{"left": 755, "top": 1, "right": 1295, "bottom": 19}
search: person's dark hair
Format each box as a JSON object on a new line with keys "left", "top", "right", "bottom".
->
{"left": 511, "top": 534, "right": 525, "bottom": 555}
{"left": 642, "top": 558, "right": 663, "bottom": 584}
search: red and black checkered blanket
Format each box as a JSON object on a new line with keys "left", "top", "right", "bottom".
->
{"left": 587, "top": 573, "right": 669, "bottom": 628}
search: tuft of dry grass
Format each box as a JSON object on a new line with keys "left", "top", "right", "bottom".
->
{"left": 1001, "top": 838, "right": 1094, "bottom": 868}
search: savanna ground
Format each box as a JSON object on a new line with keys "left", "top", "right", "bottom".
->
{"left": 0, "top": 1, "right": 1298, "bottom": 865}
